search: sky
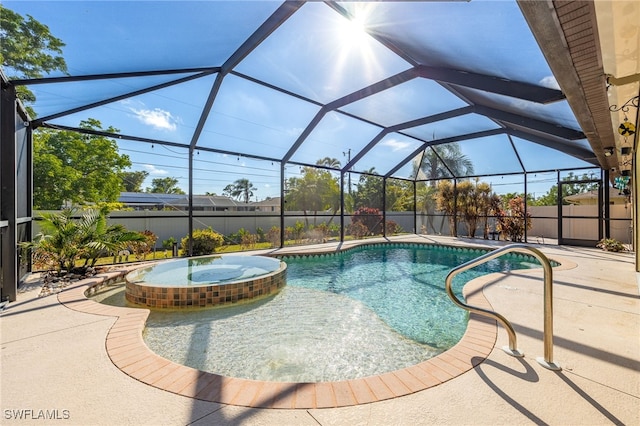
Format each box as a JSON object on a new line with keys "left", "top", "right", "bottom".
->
{"left": 4, "top": 1, "right": 598, "bottom": 200}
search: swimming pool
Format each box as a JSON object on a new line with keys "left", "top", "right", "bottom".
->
{"left": 120, "top": 243, "right": 540, "bottom": 382}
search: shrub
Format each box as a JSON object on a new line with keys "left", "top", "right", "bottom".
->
{"left": 385, "top": 220, "right": 402, "bottom": 235}
{"left": 307, "top": 222, "right": 330, "bottom": 242}
{"left": 351, "top": 207, "right": 383, "bottom": 235}
{"left": 256, "top": 227, "right": 266, "bottom": 243}
{"left": 129, "top": 230, "right": 158, "bottom": 260}
{"left": 181, "top": 228, "right": 224, "bottom": 256}
{"left": 347, "top": 221, "right": 369, "bottom": 239}
{"left": 328, "top": 222, "right": 340, "bottom": 237}
{"left": 496, "top": 196, "right": 532, "bottom": 242}
{"left": 225, "top": 229, "right": 246, "bottom": 246}
{"left": 162, "top": 237, "right": 176, "bottom": 250}
{"left": 240, "top": 232, "right": 259, "bottom": 250}
{"left": 266, "top": 226, "right": 280, "bottom": 247}
{"left": 285, "top": 221, "right": 305, "bottom": 243}
{"left": 596, "top": 238, "right": 627, "bottom": 252}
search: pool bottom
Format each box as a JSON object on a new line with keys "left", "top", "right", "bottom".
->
{"left": 92, "top": 284, "right": 442, "bottom": 382}
{"left": 144, "top": 286, "right": 443, "bottom": 382}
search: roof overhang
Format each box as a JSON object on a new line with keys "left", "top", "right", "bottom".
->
{"left": 519, "top": 0, "right": 640, "bottom": 178}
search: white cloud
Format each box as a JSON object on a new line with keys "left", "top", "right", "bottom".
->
{"left": 539, "top": 75, "right": 560, "bottom": 90}
{"left": 381, "top": 138, "right": 411, "bottom": 152}
{"left": 131, "top": 107, "right": 178, "bottom": 131}
{"left": 142, "top": 164, "right": 168, "bottom": 175}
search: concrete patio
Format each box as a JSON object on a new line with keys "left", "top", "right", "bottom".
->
{"left": 1, "top": 235, "right": 639, "bottom": 425}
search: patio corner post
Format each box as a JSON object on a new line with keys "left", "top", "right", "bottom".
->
{"left": 188, "top": 146, "right": 194, "bottom": 257}
{"left": 280, "top": 162, "right": 285, "bottom": 249}
{"left": 524, "top": 171, "right": 528, "bottom": 243}
{"left": 382, "top": 177, "right": 387, "bottom": 238}
{"left": 413, "top": 180, "right": 417, "bottom": 234}
{"left": 0, "top": 79, "right": 18, "bottom": 302}
{"left": 340, "top": 171, "right": 345, "bottom": 243}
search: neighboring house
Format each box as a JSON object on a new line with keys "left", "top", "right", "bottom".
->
{"left": 173, "top": 195, "right": 243, "bottom": 211}
{"left": 118, "top": 192, "right": 242, "bottom": 211}
{"left": 564, "top": 187, "right": 628, "bottom": 205}
{"left": 250, "top": 197, "right": 281, "bottom": 212}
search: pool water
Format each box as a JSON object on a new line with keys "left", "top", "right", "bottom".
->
{"left": 94, "top": 244, "right": 540, "bottom": 382}
{"left": 125, "top": 254, "right": 282, "bottom": 286}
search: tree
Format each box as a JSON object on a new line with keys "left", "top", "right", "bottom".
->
{"left": 33, "top": 119, "right": 132, "bottom": 209}
{"left": 478, "top": 183, "right": 501, "bottom": 239}
{"left": 146, "top": 177, "right": 185, "bottom": 194}
{"left": 416, "top": 182, "right": 437, "bottom": 233}
{"left": 285, "top": 165, "right": 340, "bottom": 226}
{"left": 414, "top": 145, "right": 474, "bottom": 234}
{"left": 457, "top": 180, "right": 479, "bottom": 237}
{"left": 316, "top": 157, "right": 341, "bottom": 169}
{"left": 386, "top": 179, "right": 414, "bottom": 211}
{"left": 0, "top": 5, "right": 67, "bottom": 111}
{"left": 456, "top": 179, "right": 500, "bottom": 238}
{"left": 122, "top": 171, "right": 149, "bottom": 192}
{"left": 223, "top": 178, "right": 256, "bottom": 203}
{"left": 532, "top": 172, "right": 599, "bottom": 206}
{"left": 417, "top": 144, "right": 474, "bottom": 182}
{"left": 434, "top": 180, "right": 459, "bottom": 236}
{"left": 353, "top": 168, "right": 382, "bottom": 210}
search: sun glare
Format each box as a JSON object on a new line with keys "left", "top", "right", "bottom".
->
{"left": 338, "top": 15, "right": 369, "bottom": 48}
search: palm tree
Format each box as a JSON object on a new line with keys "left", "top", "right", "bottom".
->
{"left": 416, "top": 143, "right": 474, "bottom": 183}
{"left": 21, "top": 208, "right": 144, "bottom": 274}
{"left": 414, "top": 143, "right": 474, "bottom": 234}
{"left": 316, "top": 157, "right": 341, "bottom": 169}
{"left": 223, "top": 178, "right": 257, "bottom": 203}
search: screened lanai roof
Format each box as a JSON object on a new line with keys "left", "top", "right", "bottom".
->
{"left": 5, "top": 0, "right": 619, "bottom": 196}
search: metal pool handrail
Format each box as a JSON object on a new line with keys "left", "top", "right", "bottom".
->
{"left": 445, "top": 243, "right": 561, "bottom": 371}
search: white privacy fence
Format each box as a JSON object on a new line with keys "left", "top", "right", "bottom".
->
{"left": 33, "top": 204, "right": 632, "bottom": 250}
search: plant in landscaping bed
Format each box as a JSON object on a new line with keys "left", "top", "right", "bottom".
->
{"left": 347, "top": 221, "right": 369, "bottom": 239}
{"left": 240, "top": 232, "right": 259, "bottom": 250}
{"left": 181, "top": 228, "right": 224, "bottom": 256}
{"left": 496, "top": 196, "right": 532, "bottom": 242}
{"left": 266, "top": 226, "right": 281, "bottom": 248}
{"left": 307, "top": 222, "right": 331, "bottom": 243}
{"left": 351, "top": 207, "right": 383, "bottom": 236}
{"left": 596, "top": 238, "right": 628, "bottom": 252}
{"left": 434, "top": 180, "right": 458, "bottom": 237}
{"left": 256, "top": 227, "right": 266, "bottom": 243}
{"left": 285, "top": 221, "right": 305, "bottom": 244}
{"left": 22, "top": 207, "right": 144, "bottom": 274}
{"left": 162, "top": 237, "right": 176, "bottom": 251}
{"left": 129, "top": 230, "right": 158, "bottom": 260}
{"left": 385, "top": 220, "right": 402, "bottom": 235}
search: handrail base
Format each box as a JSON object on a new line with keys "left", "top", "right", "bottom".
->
{"left": 502, "top": 346, "right": 524, "bottom": 357}
{"left": 536, "top": 356, "right": 562, "bottom": 371}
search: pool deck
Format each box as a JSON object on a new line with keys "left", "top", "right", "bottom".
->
{"left": 1, "top": 235, "right": 639, "bottom": 425}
